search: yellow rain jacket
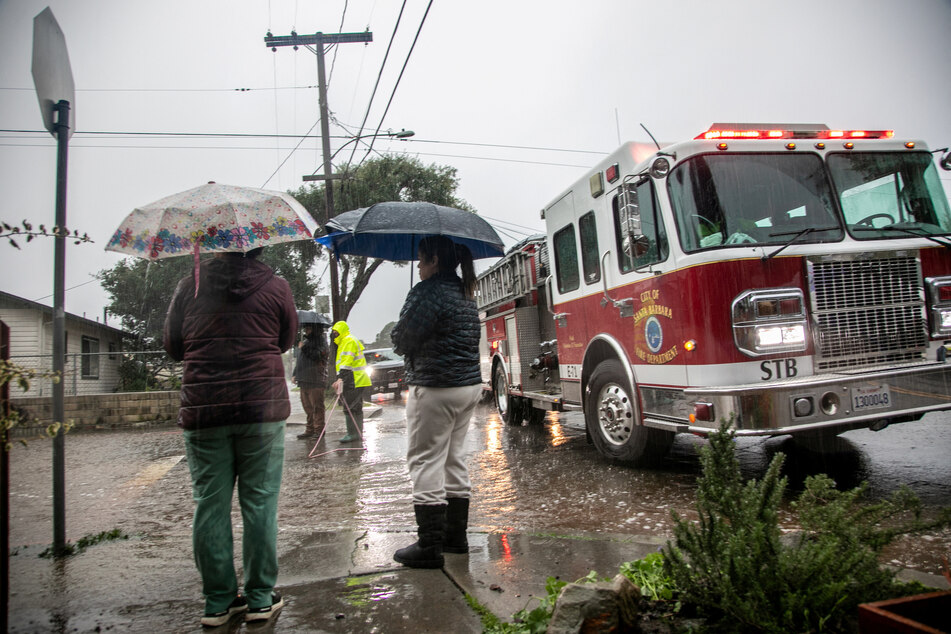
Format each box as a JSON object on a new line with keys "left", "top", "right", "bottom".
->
{"left": 332, "top": 320, "right": 372, "bottom": 388}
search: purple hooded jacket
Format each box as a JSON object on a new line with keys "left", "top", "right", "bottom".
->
{"left": 163, "top": 255, "right": 298, "bottom": 430}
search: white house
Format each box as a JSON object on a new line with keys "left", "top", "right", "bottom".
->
{"left": 0, "top": 290, "right": 127, "bottom": 397}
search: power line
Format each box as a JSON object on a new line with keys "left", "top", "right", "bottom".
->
{"left": 0, "top": 128, "right": 374, "bottom": 139}
{"left": 347, "top": 0, "right": 408, "bottom": 168}
{"left": 362, "top": 0, "right": 433, "bottom": 162}
{"left": 399, "top": 150, "right": 592, "bottom": 169}
{"left": 31, "top": 275, "right": 103, "bottom": 303}
{"left": 261, "top": 118, "right": 322, "bottom": 188}
{"left": 0, "top": 129, "right": 610, "bottom": 155}
{"left": 0, "top": 85, "right": 317, "bottom": 92}
{"left": 481, "top": 215, "right": 543, "bottom": 234}
{"left": 407, "top": 138, "right": 608, "bottom": 156}
{"left": 0, "top": 141, "right": 593, "bottom": 168}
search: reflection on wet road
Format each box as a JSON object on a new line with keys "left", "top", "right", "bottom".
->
{"left": 8, "top": 393, "right": 951, "bottom": 576}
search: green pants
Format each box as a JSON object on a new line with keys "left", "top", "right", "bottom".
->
{"left": 183, "top": 421, "right": 285, "bottom": 612}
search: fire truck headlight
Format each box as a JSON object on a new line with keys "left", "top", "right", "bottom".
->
{"left": 755, "top": 324, "right": 805, "bottom": 348}
{"left": 733, "top": 288, "right": 808, "bottom": 356}
{"left": 926, "top": 277, "right": 951, "bottom": 336}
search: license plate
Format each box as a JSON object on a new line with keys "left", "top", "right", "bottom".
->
{"left": 388, "top": 382, "right": 399, "bottom": 389}
{"left": 851, "top": 384, "right": 891, "bottom": 411}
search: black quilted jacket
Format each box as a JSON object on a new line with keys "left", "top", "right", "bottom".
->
{"left": 391, "top": 271, "right": 481, "bottom": 387}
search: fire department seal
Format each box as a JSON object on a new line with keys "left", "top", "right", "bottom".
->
{"left": 645, "top": 316, "right": 663, "bottom": 353}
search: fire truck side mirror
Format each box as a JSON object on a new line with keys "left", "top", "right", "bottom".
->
{"left": 618, "top": 183, "right": 643, "bottom": 248}
{"left": 940, "top": 150, "right": 951, "bottom": 171}
{"left": 624, "top": 234, "right": 650, "bottom": 258}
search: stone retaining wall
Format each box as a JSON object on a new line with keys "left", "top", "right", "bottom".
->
{"left": 9, "top": 391, "right": 180, "bottom": 436}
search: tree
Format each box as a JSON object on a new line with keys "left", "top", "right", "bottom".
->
{"left": 292, "top": 154, "right": 474, "bottom": 320}
{"left": 370, "top": 321, "right": 397, "bottom": 349}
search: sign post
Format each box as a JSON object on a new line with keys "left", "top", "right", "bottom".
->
{"left": 31, "top": 6, "right": 75, "bottom": 557}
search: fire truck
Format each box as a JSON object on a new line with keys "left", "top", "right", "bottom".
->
{"left": 477, "top": 123, "right": 951, "bottom": 464}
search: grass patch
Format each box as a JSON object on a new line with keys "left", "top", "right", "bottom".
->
{"left": 39, "top": 528, "right": 130, "bottom": 558}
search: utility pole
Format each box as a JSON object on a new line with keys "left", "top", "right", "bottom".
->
{"left": 265, "top": 30, "right": 372, "bottom": 323}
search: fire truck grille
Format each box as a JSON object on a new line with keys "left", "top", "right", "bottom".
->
{"left": 808, "top": 255, "right": 928, "bottom": 371}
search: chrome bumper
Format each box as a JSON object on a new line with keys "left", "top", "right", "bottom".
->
{"left": 644, "top": 362, "right": 951, "bottom": 436}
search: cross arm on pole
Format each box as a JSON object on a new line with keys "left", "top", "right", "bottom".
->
{"left": 264, "top": 27, "right": 372, "bottom": 323}
{"left": 265, "top": 31, "right": 372, "bottom": 50}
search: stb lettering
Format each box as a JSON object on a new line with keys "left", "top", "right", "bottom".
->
{"left": 760, "top": 358, "right": 798, "bottom": 380}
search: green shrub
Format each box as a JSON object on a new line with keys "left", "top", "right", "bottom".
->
{"left": 662, "top": 420, "right": 948, "bottom": 633}
{"left": 620, "top": 552, "right": 678, "bottom": 603}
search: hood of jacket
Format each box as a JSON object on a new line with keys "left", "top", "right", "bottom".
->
{"left": 204, "top": 256, "right": 274, "bottom": 303}
{"left": 331, "top": 320, "right": 351, "bottom": 345}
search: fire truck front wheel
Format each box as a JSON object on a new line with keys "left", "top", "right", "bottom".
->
{"left": 585, "top": 360, "right": 672, "bottom": 464}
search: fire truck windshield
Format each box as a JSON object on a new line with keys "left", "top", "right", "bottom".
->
{"left": 827, "top": 151, "right": 951, "bottom": 240}
{"left": 669, "top": 153, "right": 843, "bottom": 252}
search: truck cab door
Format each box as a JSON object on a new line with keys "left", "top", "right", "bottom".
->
{"left": 606, "top": 177, "right": 687, "bottom": 387}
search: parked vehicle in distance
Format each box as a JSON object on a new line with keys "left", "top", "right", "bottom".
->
{"left": 365, "top": 348, "right": 406, "bottom": 398}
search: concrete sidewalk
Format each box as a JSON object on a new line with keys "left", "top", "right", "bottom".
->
{"left": 9, "top": 525, "right": 664, "bottom": 633}
{"left": 10, "top": 523, "right": 948, "bottom": 633}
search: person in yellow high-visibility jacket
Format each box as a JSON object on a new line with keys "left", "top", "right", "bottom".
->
{"left": 330, "top": 320, "right": 372, "bottom": 443}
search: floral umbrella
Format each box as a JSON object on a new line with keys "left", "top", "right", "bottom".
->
{"left": 105, "top": 181, "right": 317, "bottom": 260}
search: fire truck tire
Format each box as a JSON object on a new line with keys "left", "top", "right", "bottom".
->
{"left": 527, "top": 406, "right": 546, "bottom": 425}
{"left": 790, "top": 430, "right": 848, "bottom": 454}
{"left": 585, "top": 360, "right": 673, "bottom": 464}
{"left": 494, "top": 364, "right": 520, "bottom": 425}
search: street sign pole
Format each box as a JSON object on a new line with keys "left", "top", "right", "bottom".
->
{"left": 32, "top": 7, "right": 75, "bottom": 557}
{"left": 51, "top": 99, "right": 70, "bottom": 555}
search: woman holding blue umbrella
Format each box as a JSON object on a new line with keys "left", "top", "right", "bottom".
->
{"left": 390, "top": 235, "right": 483, "bottom": 569}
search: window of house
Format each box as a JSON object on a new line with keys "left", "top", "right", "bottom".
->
{"left": 81, "top": 336, "right": 100, "bottom": 379}
{"left": 553, "top": 223, "right": 580, "bottom": 293}
{"left": 578, "top": 211, "right": 601, "bottom": 285}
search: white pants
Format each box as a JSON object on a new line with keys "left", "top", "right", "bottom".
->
{"left": 405, "top": 384, "right": 483, "bottom": 505}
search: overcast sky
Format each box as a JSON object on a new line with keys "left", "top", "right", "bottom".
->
{"left": 2, "top": 0, "right": 950, "bottom": 343}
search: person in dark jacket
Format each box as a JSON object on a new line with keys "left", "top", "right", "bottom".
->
{"left": 163, "top": 247, "right": 296, "bottom": 626}
{"left": 292, "top": 322, "right": 329, "bottom": 440}
{"left": 390, "top": 235, "right": 482, "bottom": 569}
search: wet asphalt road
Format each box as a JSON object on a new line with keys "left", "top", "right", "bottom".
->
{"left": 8, "top": 391, "right": 951, "bottom": 581}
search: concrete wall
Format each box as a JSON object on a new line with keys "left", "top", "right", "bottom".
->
{"left": 9, "top": 391, "right": 179, "bottom": 436}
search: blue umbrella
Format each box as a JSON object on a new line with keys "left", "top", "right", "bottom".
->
{"left": 315, "top": 201, "right": 504, "bottom": 261}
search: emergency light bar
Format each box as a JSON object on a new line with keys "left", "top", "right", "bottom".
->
{"left": 698, "top": 126, "right": 894, "bottom": 140}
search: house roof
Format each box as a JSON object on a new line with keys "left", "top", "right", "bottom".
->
{"left": 0, "top": 290, "right": 127, "bottom": 336}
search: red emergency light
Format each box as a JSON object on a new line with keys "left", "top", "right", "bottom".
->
{"left": 698, "top": 126, "right": 894, "bottom": 140}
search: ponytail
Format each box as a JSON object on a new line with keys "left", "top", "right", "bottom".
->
{"left": 455, "top": 242, "right": 476, "bottom": 299}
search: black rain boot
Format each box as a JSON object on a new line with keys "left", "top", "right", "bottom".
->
{"left": 393, "top": 504, "right": 446, "bottom": 569}
{"left": 443, "top": 497, "right": 470, "bottom": 554}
